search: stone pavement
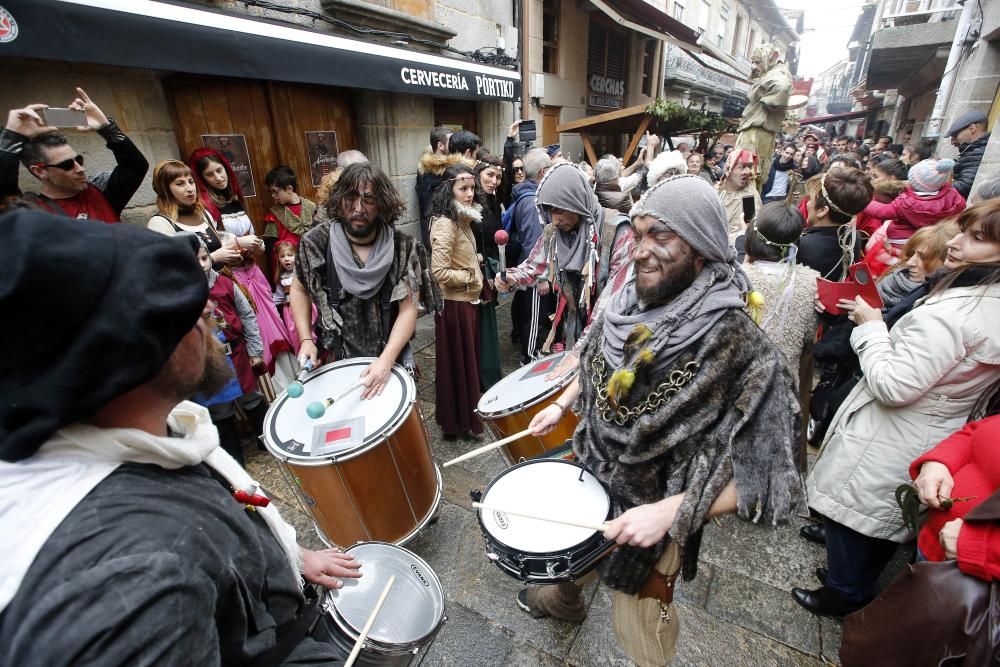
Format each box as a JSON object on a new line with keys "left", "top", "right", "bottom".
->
{"left": 245, "top": 298, "right": 912, "bottom": 666}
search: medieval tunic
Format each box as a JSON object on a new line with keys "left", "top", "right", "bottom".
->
{"left": 574, "top": 308, "right": 802, "bottom": 591}
{"left": 296, "top": 208, "right": 441, "bottom": 362}
{"left": 0, "top": 463, "right": 339, "bottom": 666}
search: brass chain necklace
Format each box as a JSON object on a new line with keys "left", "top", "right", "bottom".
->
{"left": 591, "top": 354, "right": 699, "bottom": 426}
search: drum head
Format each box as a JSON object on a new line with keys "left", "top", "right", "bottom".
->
{"left": 330, "top": 542, "right": 444, "bottom": 645}
{"left": 478, "top": 352, "right": 576, "bottom": 416}
{"left": 263, "top": 358, "right": 414, "bottom": 461}
{"left": 480, "top": 460, "right": 609, "bottom": 554}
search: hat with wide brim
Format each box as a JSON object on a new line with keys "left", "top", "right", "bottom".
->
{"left": 0, "top": 209, "right": 208, "bottom": 461}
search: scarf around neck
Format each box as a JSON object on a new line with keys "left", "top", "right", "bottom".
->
{"left": 0, "top": 401, "right": 301, "bottom": 613}
{"left": 601, "top": 263, "right": 750, "bottom": 375}
{"left": 537, "top": 163, "right": 604, "bottom": 273}
{"left": 329, "top": 222, "right": 395, "bottom": 299}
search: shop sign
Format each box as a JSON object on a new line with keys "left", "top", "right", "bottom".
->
{"left": 400, "top": 67, "right": 516, "bottom": 100}
{"left": 588, "top": 75, "right": 625, "bottom": 109}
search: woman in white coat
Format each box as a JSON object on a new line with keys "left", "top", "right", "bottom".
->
{"left": 794, "top": 200, "right": 1000, "bottom": 618}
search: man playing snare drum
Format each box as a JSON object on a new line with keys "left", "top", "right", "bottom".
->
{"left": 527, "top": 175, "right": 802, "bottom": 665}
{"left": 291, "top": 162, "right": 442, "bottom": 398}
{"left": 0, "top": 209, "right": 361, "bottom": 665}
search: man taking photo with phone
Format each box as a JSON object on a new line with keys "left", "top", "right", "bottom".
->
{"left": 1, "top": 87, "right": 149, "bottom": 222}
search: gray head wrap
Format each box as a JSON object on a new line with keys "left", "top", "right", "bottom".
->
{"left": 536, "top": 162, "right": 604, "bottom": 273}
{"left": 602, "top": 175, "right": 752, "bottom": 375}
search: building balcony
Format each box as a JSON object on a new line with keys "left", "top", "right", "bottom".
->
{"left": 861, "top": 7, "right": 957, "bottom": 97}
{"left": 662, "top": 44, "right": 750, "bottom": 99}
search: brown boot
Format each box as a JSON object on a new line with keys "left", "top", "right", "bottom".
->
{"left": 519, "top": 582, "right": 588, "bottom": 624}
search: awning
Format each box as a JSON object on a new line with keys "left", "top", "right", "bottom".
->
{"left": 798, "top": 109, "right": 870, "bottom": 124}
{"left": 0, "top": 0, "right": 521, "bottom": 102}
{"left": 591, "top": 0, "right": 749, "bottom": 78}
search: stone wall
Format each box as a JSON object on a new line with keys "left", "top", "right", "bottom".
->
{"left": 0, "top": 58, "right": 181, "bottom": 226}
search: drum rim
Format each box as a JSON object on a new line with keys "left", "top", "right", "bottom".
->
{"left": 476, "top": 458, "right": 611, "bottom": 556}
{"left": 261, "top": 358, "right": 415, "bottom": 464}
{"left": 476, "top": 368, "right": 579, "bottom": 418}
{"left": 327, "top": 541, "right": 446, "bottom": 653}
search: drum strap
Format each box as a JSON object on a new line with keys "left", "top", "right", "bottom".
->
{"left": 244, "top": 584, "right": 322, "bottom": 667}
{"left": 637, "top": 565, "right": 679, "bottom": 606}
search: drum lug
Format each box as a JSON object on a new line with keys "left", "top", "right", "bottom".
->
{"left": 486, "top": 551, "right": 500, "bottom": 562}
{"left": 470, "top": 490, "right": 482, "bottom": 503}
{"left": 546, "top": 560, "right": 558, "bottom": 579}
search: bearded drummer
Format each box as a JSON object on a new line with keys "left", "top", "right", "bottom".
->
{"left": 291, "top": 162, "right": 442, "bottom": 398}
{"left": 526, "top": 175, "right": 802, "bottom": 665}
{"left": 0, "top": 209, "right": 362, "bottom": 664}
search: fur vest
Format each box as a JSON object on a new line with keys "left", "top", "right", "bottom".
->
{"left": 574, "top": 308, "right": 802, "bottom": 592}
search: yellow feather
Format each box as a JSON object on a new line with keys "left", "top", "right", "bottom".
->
{"left": 746, "top": 290, "right": 765, "bottom": 326}
{"left": 624, "top": 324, "right": 653, "bottom": 354}
{"left": 635, "top": 347, "right": 655, "bottom": 368}
{"left": 607, "top": 368, "right": 636, "bottom": 409}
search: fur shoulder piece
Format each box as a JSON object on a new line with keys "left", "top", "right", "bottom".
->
{"left": 418, "top": 152, "right": 476, "bottom": 176}
{"left": 876, "top": 179, "right": 908, "bottom": 198}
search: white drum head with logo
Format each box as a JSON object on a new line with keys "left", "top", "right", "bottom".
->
{"left": 477, "top": 352, "right": 576, "bottom": 417}
{"left": 263, "top": 358, "right": 414, "bottom": 462}
{"left": 329, "top": 542, "right": 444, "bottom": 645}
{"left": 480, "top": 460, "right": 609, "bottom": 553}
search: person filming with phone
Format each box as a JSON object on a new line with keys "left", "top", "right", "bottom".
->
{"left": 1, "top": 87, "right": 148, "bottom": 222}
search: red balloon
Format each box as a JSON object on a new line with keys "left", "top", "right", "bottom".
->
{"left": 494, "top": 230, "right": 509, "bottom": 245}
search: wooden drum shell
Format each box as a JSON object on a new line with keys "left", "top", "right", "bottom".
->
{"left": 480, "top": 398, "right": 579, "bottom": 465}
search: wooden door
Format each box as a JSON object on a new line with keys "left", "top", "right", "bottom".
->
{"left": 163, "top": 75, "right": 358, "bottom": 234}
{"left": 542, "top": 106, "right": 561, "bottom": 146}
{"left": 433, "top": 98, "right": 477, "bottom": 134}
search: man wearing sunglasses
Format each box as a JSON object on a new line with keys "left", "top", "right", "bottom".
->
{"left": 1, "top": 87, "right": 148, "bottom": 222}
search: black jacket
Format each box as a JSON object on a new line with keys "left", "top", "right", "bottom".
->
{"left": 954, "top": 133, "right": 990, "bottom": 199}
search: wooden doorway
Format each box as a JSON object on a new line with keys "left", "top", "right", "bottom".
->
{"left": 163, "top": 75, "right": 358, "bottom": 233}
{"left": 433, "top": 99, "right": 478, "bottom": 134}
{"left": 542, "top": 106, "right": 561, "bottom": 147}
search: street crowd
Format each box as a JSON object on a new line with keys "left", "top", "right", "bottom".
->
{"left": 0, "top": 85, "right": 998, "bottom": 665}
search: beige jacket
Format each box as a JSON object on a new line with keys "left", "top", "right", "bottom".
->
{"left": 430, "top": 214, "right": 483, "bottom": 302}
{"left": 807, "top": 283, "right": 1000, "bottom": 542}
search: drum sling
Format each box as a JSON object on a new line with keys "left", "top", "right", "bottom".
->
{"left": 243, "top": 585, "right": 322, "bottom": 667}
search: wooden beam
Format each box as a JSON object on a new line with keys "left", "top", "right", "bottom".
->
{"left": 622, "top": 115, "right": 652, "bottom": 168}
{"left": 556, "top": 104, "right": 649, "bottom": 133}
{"left": 580, "top": 132, "right": 598, "bottom": 166}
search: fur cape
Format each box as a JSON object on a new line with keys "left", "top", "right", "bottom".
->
{"left": 417, "top": 152, "right": 476, "bottom": 176}
{"left": 574, "top": 308, "right": 803, "bottom": 593}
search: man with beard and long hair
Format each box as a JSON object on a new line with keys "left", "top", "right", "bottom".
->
{"left": 0, "top": 210, "right": 361, "bottom": 665}
{"left": 291, "top": 162, "right": 442, "bottom": 399}
{"left": 524, "top": 175, "right": 802, "bottom": 666}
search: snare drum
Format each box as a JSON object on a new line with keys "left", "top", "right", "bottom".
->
{"left": 320, "top": 542, "right": 446, "bottom": 666}
{"left": 262, "top": 358, "right": 441, "bottom": 547}
{"left": 475, "top": 458, "right": 616, "bottom": 583}
{"left": 476, "top": 352, "right": 579, "bottom": 464}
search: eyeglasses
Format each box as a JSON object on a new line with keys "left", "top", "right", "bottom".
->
{"left": 35, "top": 154, "right": 85, "bottom": 171}
{"left": 512, "top": 166, "right": 525, "bottom": 173}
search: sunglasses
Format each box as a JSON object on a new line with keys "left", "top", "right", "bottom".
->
{"left": 512, "top": 166, "right": 525, "bottom": 173}
{"left": 35, "top": 154, "right": 85, "bottom": 171}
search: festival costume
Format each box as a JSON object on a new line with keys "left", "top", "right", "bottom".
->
{"left": 430, "top": 209, "right": 485, "bottom": 436}
{"left": 716, "top": 150, "right": 763, "bottom": 237}
{"left": 524, "top": 177, "right": 801, "bottom": 665}
{"left": 296, "top": 207, "right": 442, "bottom": 364}
{"left": 734, "top": 45, "right": 792, "bottom": 191}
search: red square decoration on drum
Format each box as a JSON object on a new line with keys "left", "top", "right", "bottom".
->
{"left": 311, "top": 417, "right": 365, "bottom": 456}
{"left": 520, "top": 353, "right": 566, "bottom": 381}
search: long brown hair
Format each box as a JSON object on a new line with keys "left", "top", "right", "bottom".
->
{"left": 931, "top": 199, "right": 1000, "bottom": 295}
{"left": 152, "top": 160, "right": 207, "bottom": 223}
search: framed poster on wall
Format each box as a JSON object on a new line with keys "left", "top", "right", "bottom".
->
{"left": 201, "top": 134, "right": 256, "bottom": 198}
{"left": 305, "top": 131, "right": 339, "bottom": 187}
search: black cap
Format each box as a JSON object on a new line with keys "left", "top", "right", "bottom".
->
{"left": 0, "top": 210, "right": 208, "bottom": 461}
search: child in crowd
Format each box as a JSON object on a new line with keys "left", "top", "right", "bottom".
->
{"left": 189, "top": 149, "right": 298, "bottom": 390}
{"left": 271, "top": 240, "right": 315, "bottom": 356}
{"left": 193, "top": 241, "right": 267, "bottom": 466}
{"left": 797, "top": 169, "right": 874, "bottom": 280}
{"left": 861, "top": 158, "right": 966, "bottom": 251}
{"left": 263, "top": 165, "right": 316, "bottom": 268}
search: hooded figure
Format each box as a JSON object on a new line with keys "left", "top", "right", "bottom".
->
{"left": 735, "top": 43, "right": 793, "bottom": 191}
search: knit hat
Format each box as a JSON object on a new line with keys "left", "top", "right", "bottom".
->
{"left": 908, "top": 158, "right": 955, "bottom": 194}
{"left": 545, "top": 143, "right": 561, "bottom": 158}
{"left": 0, "top": 209, "right": 208, "bottom": 462}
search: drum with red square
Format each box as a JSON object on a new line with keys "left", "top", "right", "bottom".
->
{"left": 476, "top": 352, "right": 580, "bottom": 465}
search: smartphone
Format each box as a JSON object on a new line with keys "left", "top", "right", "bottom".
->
{"left": 41, "top": 108, "right": 87, "bottom": 128}
{"left": 519, "top": 119, "right": 536, "bottom": 143}
{"left": 741, "top": 196, "right": 756, "bottom": 223}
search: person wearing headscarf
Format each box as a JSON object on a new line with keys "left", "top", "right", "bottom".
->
{"left": 292, "top": 162, "right": 442, "bottom": 397}
{"left": 522, "top": 175, "right": 802, "bottom": 666}
{"left": 735, "top": 43, "right": 793, "bottom": 191}
{"left": 0, "top": 209, "right": 361, "bottom": 665}
{"left": 716, "top": 148, "right": 763, "bottom": 237}
{"left": 494, "top": 162, "right": 632, "bottom": 353}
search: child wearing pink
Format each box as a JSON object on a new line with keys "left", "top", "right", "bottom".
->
{"left": 862, "top": 158, "right": 966, "bottom": 244}
{"left": 271, "top": 240, "right": 316, "bottom": 356}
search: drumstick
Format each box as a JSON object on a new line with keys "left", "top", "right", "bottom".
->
{"left": 306, "top": 381, "right": 365, "bottom": 419}
{"left": 442, "top": 428, "right": 534, "bottom": 467}
{"left": 344, "top": 575, "right": 395, "bottom": 667}
{"left": 472, "top": 501, "right": 609, "bottom": 532}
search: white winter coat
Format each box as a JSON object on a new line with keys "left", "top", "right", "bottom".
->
{"left": 807, "top": 283, "right": 1000, "bottom": 542}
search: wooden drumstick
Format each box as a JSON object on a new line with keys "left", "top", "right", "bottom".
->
{"left": 305, "top": 381, "right": 365, "bottom": 419}
{"left": 472, "top": 502, "right": 609, "bottom": 532}
{"left": 343, "top": 575, "right": 396, "bottom": 667}
{"left": 442, "top": 428, "right": 534, "bottom": 467}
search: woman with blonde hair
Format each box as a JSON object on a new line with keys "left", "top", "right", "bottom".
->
{"left": 147, "top": 160, "right": 241, "bottom": 266}
{"left": 876, "top": 219, "right": 959, "bottom": 307}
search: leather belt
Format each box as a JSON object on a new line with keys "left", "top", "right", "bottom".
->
{"left": 637, "top": 565, "right": 678, "bottom": 606}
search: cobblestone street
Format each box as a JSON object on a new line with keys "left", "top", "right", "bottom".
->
{"left": 246, "top": 298, "right": 912, "bottom": 666}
